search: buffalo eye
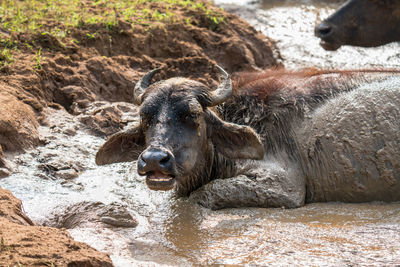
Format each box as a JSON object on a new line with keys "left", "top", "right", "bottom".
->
{"left": 139, "top": 102, "right": 159, "bottom": 125}
{"left": 139, "top": 111, "right": 154, "bottom": 128}
{"left": 182, "top": 113, "right": 200, "bottom": 127}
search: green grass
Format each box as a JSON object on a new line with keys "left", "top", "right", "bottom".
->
{"left": 0, "top": 36, "right": 17, "bottom": 67}
{"left": 0, "top": 47, "right": 14, "bottom": 67}
{"left": 0, "top": 0, "right": 226, "bottom": 35}
{"left": 86, "top": 32, "right": 97, "bottom": 39}
{"left": 0, "top": 0, "right": 226, "bottom": 69}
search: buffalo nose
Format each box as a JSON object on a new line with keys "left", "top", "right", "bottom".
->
{"left": 315, "top": 22, "right": 333, "bottom": 38}
{"left": 138, "top": 148, "right": 174, "bottom": 174}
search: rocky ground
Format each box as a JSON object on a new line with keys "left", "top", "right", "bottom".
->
{"left": 0, "top": 0, "right": 278, "bottom": 265}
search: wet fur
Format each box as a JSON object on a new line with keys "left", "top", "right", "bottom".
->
{"left": 180, "top": 69, "right": 400, "bottom": 195}
{"left": 222, "top": 69, "right": 400, "bottom": 156}
{"left": 97, "top": 68, "right": 400, "bottom": 201}
{"left": 222, "top": 69, "right": 400, "bottom": 202}
{"left": 139, "top": 78, "right": 251, "bottom": 196}
{"left": 175, "top": 145, "right": 236, "bottom": 196}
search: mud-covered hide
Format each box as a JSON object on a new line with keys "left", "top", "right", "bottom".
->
{"left": 189, "top": 157, "right": 305, "bottom": 210}
{"left": 96, "top": 73, "right": 264, "bottom": 196}
{"left": 98, "top": 68, "right": 400, "bottom": 208}
{"left": 222, "top": 69, "right": 394, "bottom": 158}
{"left": 298, "top": 76, "right": 400, "bottom": 202}
{"left": 203, "top": 70, "right": 400, "bottom": 207}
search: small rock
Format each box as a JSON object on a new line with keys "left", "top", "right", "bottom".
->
{"left": 37, "top": 159, "right": 83, "bottom": 180}
{"left": 0, "top": 168, "right": 10, "bottom": 178}
{"left": 63, "top": 128, "right": 77, "bottom": 136}
{"left": 79, "top": 106, "right": 124, "bottom": 136}
{"left": 56, "top": 169, "right": 79, "bottom": 179}
{"left": 46, "top": 201, "right": 138, "bottom": 229}
{"left": 77, "top": 99, "right": 91, "bottom": 108}
{"left": 100, "top": 216, "right": 138, "bottom": 228}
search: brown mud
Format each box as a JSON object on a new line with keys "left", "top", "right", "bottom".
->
{"left": 0, "top": 1, "right": 278, "bottom": 265}
{"left": 0, "top": 0, "right": 277, "bottom": 153}
{"left": 0, "top": 187, "right": 114, "bottom": 266}
{"left": 2, "top": 0, "right": 399, "bottom": 265}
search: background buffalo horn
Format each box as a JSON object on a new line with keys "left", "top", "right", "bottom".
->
{"left": 209, "top": 65, "right": 232, "bottom": 106}
{"left": 133, "top": 68, "right": 161, "bottom": 105}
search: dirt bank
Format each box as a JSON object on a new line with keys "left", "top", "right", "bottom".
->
{"left": 0, "top": 0, "right": 279, "bottom": 264}
{"left": 0, "top": 187, "right": 114, "bottom": 266}
{"left": 0, "top": 0, "right": 278, "bottom": 155}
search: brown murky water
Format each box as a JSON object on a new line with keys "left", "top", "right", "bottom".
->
{"left": 1, "top": 0, "right": 400, "bottom": 266}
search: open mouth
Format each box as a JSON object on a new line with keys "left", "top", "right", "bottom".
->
{"left": 319, "top": 40, "right": 341, "bottom": 51}
{"left": 145, "top": 171, "right": 176, "bottom": 191}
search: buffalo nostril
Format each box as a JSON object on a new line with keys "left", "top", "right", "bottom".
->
{"left": 142, "top": 150, "right": 169, "bottom": 163}
{"left": 159, "top": 154, "right": 170, "bottom": 165}
{"left": 138, "top": 155, "right": 146, "bottom": 165}
{"left": 137, "top": 154, "right": 147, "bottom": 172}
{"left": 316, "top": 23, "right": 333, "bottom": 37}
{"left": 320, "top": 27, "right": 331, "bottom": 36}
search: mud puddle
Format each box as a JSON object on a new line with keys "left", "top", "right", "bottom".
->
{"left": 1, "top": 0, "right": 400, "bottom": 266}
{"left": 1, "top": 104, "right": 400, "bottom": 266}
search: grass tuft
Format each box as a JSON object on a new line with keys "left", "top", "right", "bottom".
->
{"left": 33, "top": 48, "right": 43, "bottom": 70}
{"left": 0, "top": 47, "right": 14, "bottom": 67}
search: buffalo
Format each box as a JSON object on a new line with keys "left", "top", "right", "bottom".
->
{"left": 96, "top": 67, "right": 400, "bottom": 208}
{"left": 315, "top": 0, "right": 400, "bottom": 50}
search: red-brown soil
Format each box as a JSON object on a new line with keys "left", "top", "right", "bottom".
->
{"left": 0, "top": 1, "right": 278, "bottom": 154}
{"left": 0, "top": 188, "right": 114, "bottom": 266}
{"left": 0, "top": 1, "right": 279, "bottom": 265}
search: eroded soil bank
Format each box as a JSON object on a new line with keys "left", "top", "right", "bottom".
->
{"left": 0, "top": 0, "right": 277, "bottom": 155}
{"left": 0, "top": 187, "right": 114, "bottom": 266}
{"left": 0, "top": 0, "right": 278, "bottom": 265}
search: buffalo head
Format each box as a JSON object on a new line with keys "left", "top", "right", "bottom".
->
{"left": 315, "top": 0, "right": 400, "bottom": 50}
{"left": 96, "top": 67, "right": 264, "bottom": 195}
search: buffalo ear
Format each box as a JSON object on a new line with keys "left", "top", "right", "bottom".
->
{"left": 95, "top": 124, "right": 146, "bottom": 165}
{"left": 205, "top": 110, "right": 264, "bottom": 160}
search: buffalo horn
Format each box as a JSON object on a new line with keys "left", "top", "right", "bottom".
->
{"left": 209, "top": 65, "right": 232, "bottom": 106}
{"left": 133, "top": 68, "right": 161, "bottom": 105}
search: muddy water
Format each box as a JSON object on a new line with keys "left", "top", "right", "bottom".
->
{"left": 1, "top": 0, "right": 400, "bottom": 266}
